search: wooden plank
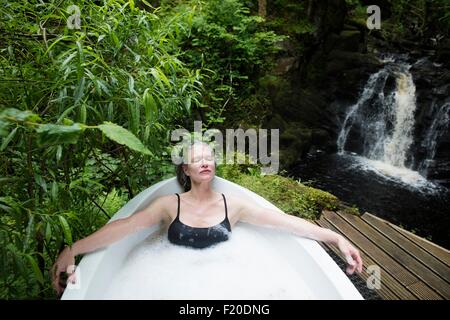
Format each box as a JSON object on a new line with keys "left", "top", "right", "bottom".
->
{"left": 316, "top": 219, "right": 401, "bottom": 300}
{"left": 334, "top": 210, "right": 449, "bottom": 299}
{"left": 322, "top": 211, "right": 420, "bottom": 286}
{"left": 370, "top": 212, "right": 450, "bottom": 268}
{"left": 361, "top": 212, "right": 450, "bottom": 283}
{"left": 316, "top": 218, "right": 416, "bottom": 300}
{"left": 407, "top": 281, "right": 446, "bottom": 300}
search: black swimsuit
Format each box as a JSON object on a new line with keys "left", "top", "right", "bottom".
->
{"left": 168, "top": 193, "right": 232, "bottom": 249}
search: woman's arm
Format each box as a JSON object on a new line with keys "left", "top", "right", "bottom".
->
{"left": 51, "top": 195, "right": 167, "bottom": 295}
{"left": 70, "top": 196, "right": 166, "bottom": 256}
{"left": 237, "top": 199, "right": 363, "bottom": 274}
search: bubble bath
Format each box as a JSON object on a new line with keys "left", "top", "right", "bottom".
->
{"left": 102, "top": 223, "right": 314, "bottom": 300}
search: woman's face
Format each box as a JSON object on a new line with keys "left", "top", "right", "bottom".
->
{"left": 183, "top": 143, "right": 215, "bottom": 183}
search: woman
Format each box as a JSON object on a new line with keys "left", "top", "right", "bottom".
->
{"left": 52, "top": 140, "right": 363, "bottom": 296}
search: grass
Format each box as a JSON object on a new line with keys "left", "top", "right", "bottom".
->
{"left": 216, "top": 157, "right": 357, "bottom": 220}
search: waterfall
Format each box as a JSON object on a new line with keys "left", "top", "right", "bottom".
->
{"left": 418, "top": 101, "right": 450, "bottom": 176}
{"left": 336, "top": 58, "right": 449, "bottom": 189}
{"left": 382, "top": 72, "right": 417, "bottom": 167}
{"left": 337, "top": 62, "right": 417, "bottom": 168}
{"left": 336, "top": 68, "right": 390, "bottom": 153}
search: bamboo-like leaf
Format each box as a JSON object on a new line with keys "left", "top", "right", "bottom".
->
{"left": 56, "top": 105, "right": 76, "bottom": 123}
{"left": 58, "top": 215, "right": 72, "bottom": 245}
{"left": 0, "top": 127, "right": 18, "bottom": 151}
{"left": 96, "top": 79, "right": 111, "bottom": 96}
{"left": 129, "top": 103, "right": 140, "bottom": 135}
{"left": 76, "top": 41, "right": 84, "bottom": 65}
{"left": 25, "top": 254, "right": 44, "bottom": 284}
{"left": 45, "top": 222, "right": 52, "bottom": 244}
{"left": 150, "top": 67, "right": 164, "bottom": 89}
{"left": 80, "top": 104, "right": 87, "bottom": 124}
{"left": 128, "top": 75, "right": 136, "bottom": 95}
{"left": 0, "top": 119, "right": 10, "bottom": 137}
{"left": 51, "top": 181, "right": 58, "bottom": 200}
{"left": 157, "top": 67, "right": 171, "bottom": 87}
{"left": 36, "top": 123, "right": 83, "bottom": 146}
{"left": 35, "top": 175, "right": 47, "bottom": 193}
{"left": 107, "top": 102, "right": 114, "bottom": 121}
{"left": 0, "top": 108, "right": 41, "bottom": 123}
{"left": 23, "top": 214, "right": 35, "bottom": 252}
{"left": 63, "top": 211, "right": 80, "bottom": 221}
{"left": 44, "top": 35, "right": 71, "bottom": 57}
{"left": 74, "top": 77, "right": 86, "bottom": 106}
{"left": 111, "top": 31, "right": 120, "bottom": 48}
{"left": 185, "top": 96, "right": 191, "bottom": 113}
{"left": 0, "top": 196, "right": 21, "bottom": 213}
{"left": 144, "top": 125, "right": 151, "bottom": 142}
{"left": 56, "top": 145, "right": 63, "bottom": 162}
{"left": 97, "top": 122, "right": 152, "bottom": 155}
{"left": 143, "top": 88, "right": 158, "bottom": 123}
{"left": 60, "top": 51, "right": 77, "bottom": 70}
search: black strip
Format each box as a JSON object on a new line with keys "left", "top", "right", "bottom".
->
{"left": 222, "top": 193, "right": 228, "bottom": 218}
{"left": 175, "top": 193, "right": 180, "bottom": 218}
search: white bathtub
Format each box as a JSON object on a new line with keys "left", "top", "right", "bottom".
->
{"left": 61, "top": 176, "right": 363, "bottom": 300}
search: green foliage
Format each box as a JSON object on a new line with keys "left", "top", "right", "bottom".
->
{"left": 216, "top": 158, "right": 341, "bottom": 220}
{"left": 347, "top": 0, "right": 450, "bottom": 41}
{"left": 160, "top": 0, "right": 285, "bottom": 127}
{"left": 0, "top": 0, "right": 201, "bottom": 298}
{"left": 98, "top": 122, "right": 153, "bottom": 156}
{"left": 267, "top": 0, "right": 316, "bottom": 38}
{"left": 36, "top": 123, "right": 84, "bottom": 146}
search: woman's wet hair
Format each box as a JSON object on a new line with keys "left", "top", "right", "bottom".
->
{"left": 175, "top": 140, "right": 215, "bottom": 192}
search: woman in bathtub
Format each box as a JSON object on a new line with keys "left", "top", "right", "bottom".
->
{"left": 52, "top": 140, "right": 362, "bottom": 296}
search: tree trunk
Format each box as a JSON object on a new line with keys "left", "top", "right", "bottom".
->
{"left": 258, "top": 0, "right": 267, "bottom": 18}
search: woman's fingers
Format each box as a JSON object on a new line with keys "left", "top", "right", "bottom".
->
{"left": 51, "top": 264, "right": 58, "bottom": 286}
{"left": 348, "top": 247, "right": 362, "bottom": 273}
{"left": 346, "top": 262, "right": 356, "bottom": 275}
{"left": 67, "top": 272, "right": 76, "bottom": 285}
{"left": 353, "top": 251, "right": 363, "bottom": 273}
{"left": 344, "top": 253, "right": 355, "bottom": 275}
{"left": 337, "top": 239, "right": 363, "bottom": 275}
{"left": 52, "top": 262, "right": 71, "bottom": 295}
{"left": 53, "top": 273, "right": 62, "bottom": 294}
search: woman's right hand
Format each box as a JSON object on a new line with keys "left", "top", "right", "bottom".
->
{"left": 51, "top": 246, "right": 76, "bottom": 296}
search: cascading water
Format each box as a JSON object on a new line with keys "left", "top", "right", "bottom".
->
{"left": 336, "top": 59, "right": 447, "bottom": 190}
{"left": 382, "top": 72, "right": 417, "bottom": 166}
{"left": 418, "top": 101, "right": 450, "bottom": 177}
{"left": 291, "top": 55, "right": 450, "bottom": 248}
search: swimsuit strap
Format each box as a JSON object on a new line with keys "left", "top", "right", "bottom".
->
{"left": 175, "top": 193, "right": 180, "bottom": 219}
{"left": 221, "top": 193, "right": 228, "bottom": 219}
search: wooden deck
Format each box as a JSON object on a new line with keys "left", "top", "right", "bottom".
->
{"left": 313, "top": 210, "right": 450, "bottom": 300}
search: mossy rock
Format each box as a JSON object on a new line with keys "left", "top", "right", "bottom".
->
{"left": 258, "top": 74, "right": 289, "bottom": 93}
{"left": 217, "top": 167, "right": 341, "bottom": 220}
{"left": 280, "top": 125, "right": 310, "bottom": 142}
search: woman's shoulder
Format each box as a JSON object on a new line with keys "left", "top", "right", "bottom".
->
{"left": 156, "top": 193, "right": 179, "bottom": 210}
{"left": 222, "top": 192, "right": 251, "bottom": 213}
{"left": 223, "top": 192, "right": 247, "bottom": 203}
{"left": 143, "top": 193, "right": 179, "bottom": 222}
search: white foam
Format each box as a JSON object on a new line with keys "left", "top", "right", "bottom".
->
{"left": 102, "top": 224, "right": 314, "bottom": 300}
{"left": 348, "top": 154, "right": 440, "bottom": 192}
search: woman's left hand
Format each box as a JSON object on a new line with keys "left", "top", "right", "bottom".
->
{"left": 336, "top": 236, "right": 363, "bottom": 275}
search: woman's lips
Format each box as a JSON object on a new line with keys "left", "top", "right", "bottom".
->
{"left": 200, "top": 170, "right": 211, "bottom": 174}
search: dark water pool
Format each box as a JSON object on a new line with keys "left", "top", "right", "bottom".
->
{"left": 289, "top": 151, "right": 450, "bottom": 249}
